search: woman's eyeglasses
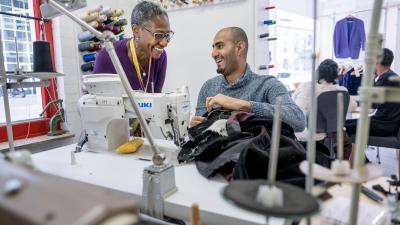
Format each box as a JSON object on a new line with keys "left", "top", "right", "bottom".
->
{"left": 142, "top": 26, "right": 174, "bottom": 42}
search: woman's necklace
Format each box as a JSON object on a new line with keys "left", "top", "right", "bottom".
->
{"left": 138, "top": 59, "right": 148, "bottom": 77}
{"left": 129, "top": 38, "right": 152, "bottom": 92}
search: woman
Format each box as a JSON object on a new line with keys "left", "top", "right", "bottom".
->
{"left": 292, "top": 59, "right": 357, "bottom": 115}
{"left": 93, "top": 1, "right": 173, "bottom": 93}
{"left": 292, "top": 59, "right": 357, "bottom": 159}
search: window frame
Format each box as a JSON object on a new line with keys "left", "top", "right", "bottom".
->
{"left": 0, "top": 0, "right": 59, "bottom": 142}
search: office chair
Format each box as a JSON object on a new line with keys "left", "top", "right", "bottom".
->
{"left": 315, "top": 90, "right": 350, "bottom": 158}
{"left": 351, "top": 127, "right": 400, "bottom": 175}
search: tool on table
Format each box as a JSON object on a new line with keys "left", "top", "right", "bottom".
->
{"left": 39, "top": 99, "right": 66, "bottom": 136}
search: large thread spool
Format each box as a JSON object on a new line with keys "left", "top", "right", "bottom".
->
{"left": 81, "top": 62, "right": 94, "bottom": 72}
{"left": 33, "top": 41, "right": 53, "bottom": 72}
{"left": 83, "top": 53, "right": 96, "bottom": 62}
{"left": 78, "top": 30, "right": 95, "bottom": 42}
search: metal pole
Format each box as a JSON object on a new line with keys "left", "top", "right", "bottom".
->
{"left": 306, "top": 0, "right": 318, "bottom": 193}
{"left": 268, "top": 97, "right": 282, "bottom": 185}
{"left": 0, "top": 32, "right": 15, "bottom": 152}
{"left": 337, "top": 93, "right": 344, "bottom": 161}
{"left": 349, "top": 1, "right": 384, "bottom": 225}
{"left": 47, "top": 0, "right": 165, "bottom": 165}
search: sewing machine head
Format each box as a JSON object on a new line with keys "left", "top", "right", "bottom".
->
{"left": 79, "top": 74, "right": 190, "bottom": 152}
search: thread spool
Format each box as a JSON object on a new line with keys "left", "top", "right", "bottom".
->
{"left": 259, "top": 33, "right": 269, "bottom": 38}
{"left": 96, "top": 22, "right": 106, "bottom": 30}
{"left": 88, "top": 43, "right": 101, "bottom": 51}
{"left": 78, "top": 42, "right": 91, "bottom": 51}
{"left": 88, "top": 20, "right": 99, "bottom": 28}
{"left": 259, "top": 65, "right": 274, "bottom": 70}
{"left": 105, "top": 16, "right": 119, "bottom": 24}
{"left": 78, "top": 42, "right": 101, "bottom": 52}
{"left": 81, "top": 62, "right": 94, "bottom": 72}
{"left": 263, "top": 20, "right": 276, "bottom": 25}
{"left": 97, "top": 15, "right": 107, "bottom": 23}
{"left": 83, "top": 53, "right": 96, "bottom": 62}
{"left": 112, "top": 26, "right": 124, "bottom": 34}
{"left": 81, "top": 12, "right": 99, "bottom": 22}
{"left": 78, "top": 30, "right": 95, "bottom": 42}
{"left": 87, "top": 5, "right": 103, "bottom": 14}
{"left": 259, "top": 65, "right": 267, "bottom": 70}
{"left": 33, "top": 41, "right": 53, "bottom": 72}
{"left": 108, "top": 9, "right": 124, "bottom": 17}
{"left": 100, "top": 7, "right": 112, "bottom": 15}
{"left": 114, "top": 18, "right": 127, "bottom": 26}
{"left": 191, "top": 203, "right": 201, "bottom": 225}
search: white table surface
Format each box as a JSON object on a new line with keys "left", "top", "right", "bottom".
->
{"left": 32, "top": 144, "right": 285, "bottom": 225}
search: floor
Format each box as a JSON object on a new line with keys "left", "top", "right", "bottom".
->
{"left": 365, "top": 146, "right": 399, "bottom": 177}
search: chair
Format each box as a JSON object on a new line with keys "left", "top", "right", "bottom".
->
{"left": 351, "top": 127, "right": 400, "bottom": 176}
{"left": 315, "top": 90, "right": 350, "bottom": 158}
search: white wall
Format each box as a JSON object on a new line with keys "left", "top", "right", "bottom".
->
{"left": 163, "top": 0, "right": 255, "bottom": 110}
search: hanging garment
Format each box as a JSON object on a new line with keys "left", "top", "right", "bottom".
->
{"left": 339, "top": 68, "right": 362, "bottom": 95}
{"left": 333, "top": 17, "right": 366, "bottom": 59}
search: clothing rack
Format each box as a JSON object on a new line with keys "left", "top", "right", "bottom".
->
{"left": 0, "top": 11, "right": 49, "bottom": 22}
{"left": 318, "top": 3, "right": 400, "bottom": 18}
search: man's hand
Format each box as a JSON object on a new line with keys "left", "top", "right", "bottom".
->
{"left": 190, "top": 116, "right": 207, "bottom": 127}
{"left": 206, "top": 94, "right": 251, "bottom": 112}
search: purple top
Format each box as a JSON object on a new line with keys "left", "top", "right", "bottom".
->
{"left": 93, "top": 38, "right": 167, "bottom": 93}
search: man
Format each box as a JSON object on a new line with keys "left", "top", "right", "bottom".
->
{"left": 190, "top": 27, "right": 305, "bottom": 132}
{"left": 345, "top": 48, "right": 400, "bottom": 136}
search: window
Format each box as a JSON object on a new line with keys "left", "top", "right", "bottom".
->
{"left": 3, "top": 30, "right": 14, "bottom": 40}
{"left": 1, "top": 0, "right": 11, "bottom": 6}
{"left": 0, "top": 0, "right": 59, "bottom": 142}
{"left": 1, "top": 5, "right": 11, "bottom": 12}
{"left": 270, "top": 10, "right": 313, "bottom": 90}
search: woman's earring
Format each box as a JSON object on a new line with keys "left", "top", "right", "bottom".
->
{"left": 134, "top": 36, "right": 140, "bottom": 48}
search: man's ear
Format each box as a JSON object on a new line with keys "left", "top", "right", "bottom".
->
{"left": 236, "top": 41, "right": 245, "bottom": 56}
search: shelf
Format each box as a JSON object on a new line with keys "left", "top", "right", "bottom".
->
{"left": 0, "top": 132, "right": 75, "bottom": 152}
{"left": 1, "top": 72, "right": 64, "bottom": 82}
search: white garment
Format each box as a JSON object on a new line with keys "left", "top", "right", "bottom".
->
{"left": 292, "top": 81, "right": 357, "bottom": 141}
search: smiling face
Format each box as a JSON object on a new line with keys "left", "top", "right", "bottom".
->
{"left": 211, "top": 30, "right": 239, "bottom": 77}
{"left": 133, "top": 14, "right": 172, "bottom": 60}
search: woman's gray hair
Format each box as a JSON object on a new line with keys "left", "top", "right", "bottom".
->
{"left": 131, "top": 1, "right": 168, "bottom": 26}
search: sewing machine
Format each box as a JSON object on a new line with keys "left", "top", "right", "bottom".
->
{"left": 77, "top": 74, "right": 190, "bottom": 153}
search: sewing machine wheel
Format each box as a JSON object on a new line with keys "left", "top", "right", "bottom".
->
{"left": 223, "top": 180, "right": 319, "bottom": 219}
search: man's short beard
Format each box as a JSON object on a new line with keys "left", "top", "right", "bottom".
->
{"left": 216, "top": 68, "right": 224, "bottom": 74}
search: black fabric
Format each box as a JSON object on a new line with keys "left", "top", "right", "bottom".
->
{"left": 231, "top": 126, "right": 306, "bottom": 186}
{"left": 300, "top": 141, "right": 332, "bottom": 168}
{"left": 179, "top": 110, "right": 309, "bottom": 187}
{"left": 179, "top": 110, "right": 234, "bottom": 162}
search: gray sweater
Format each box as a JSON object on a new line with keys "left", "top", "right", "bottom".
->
{"left": 195, "top": 65, "right": 306, "bottom": 132}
